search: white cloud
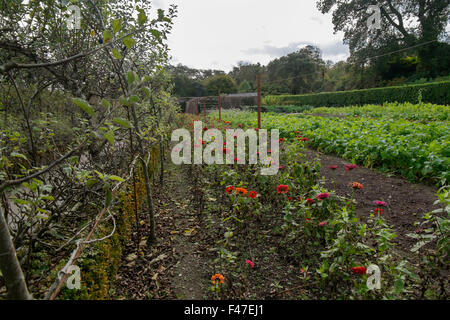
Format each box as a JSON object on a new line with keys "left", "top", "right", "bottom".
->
{"left": 156, "top": 0, "right": 349, "bottom": 71}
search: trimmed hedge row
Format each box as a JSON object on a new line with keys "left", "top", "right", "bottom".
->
{"left": 262, "top": 81, "right": 450, "bottom": 107}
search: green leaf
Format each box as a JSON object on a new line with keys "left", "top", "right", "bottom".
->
{"left": 150, "top": 29, "right": 162, "bottom": 40}
{"left": 104, "top": 130, "right": 115, "bottom": 145}
{"left": 103, "top": 30, "right": 113, "bottom": 43}
{"left": 72, "top": 98, "right": 94, "bottom": 117}
{"left": 157, "top": 9, "right": 164, "bottom": 21}
{"left": 129, "top": 95, "right": 139, "bottom": 103}
{"left": 138, "top": 10, "right": 148, "bottom": 26}
{"left": 94, "top": 170, "right": 104, "bottom": 180}
{"left": 127, "top": 71, "right": 136, "bottom": 85}
{"left": 142, "top": 86, "right": 151, "bottom": 98}
{"left": 86, "top": 179, "right": 98, "bottom": 187}
{"left": 101, "top": 99, "right": 111, "bottom": 108}
{"left": 10, "top": 152, "right": 27, "bottom": 160}
{"left": 119, "top": 96, "right": 129, "bottom": 106}
{"left": 123, "top": 36, "right": 136, "bottom": 49}
{"left": 113, "top": 117, "right": 131, "bottom": 129}
{"left": 14, "top": 199, "right": 29, "bottom": 205}
{"left": 112, "top": 19, "right": 122, "bottom": 33}
{"left": 107, "top": 175, "right": 125, "bottom": 182}
{"left": 112, "top": 48, "right": 122, "bottom": 60}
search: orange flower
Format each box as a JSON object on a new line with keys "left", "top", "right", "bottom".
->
{"left": 211, "top": 273, "right": 225, "bottom": 284}
{"left": 350, "top": 182, "right": 364, "bottom": 189}
{"left": 235, "top": 187, "right": 248, "bottom": 196}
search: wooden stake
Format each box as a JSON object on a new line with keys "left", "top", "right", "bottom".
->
{"left": 257, "top": 73, "right": 261, "bottom": 129}
{"left": 218, "top": 89, "right": 222, "bottom": 121}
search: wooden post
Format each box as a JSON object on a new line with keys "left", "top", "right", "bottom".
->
{"left": 257, "top": 73, "right": 261, "bottom": 129}
{"left": 203, "top": 97, "right": 206, "bottom": 117}
{"left": 218, "top": 89, "right": 222, "bottom": 121}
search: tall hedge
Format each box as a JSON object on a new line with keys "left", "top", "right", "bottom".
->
{"left": 262, "top": 81, "right": 450, "bottom": 107}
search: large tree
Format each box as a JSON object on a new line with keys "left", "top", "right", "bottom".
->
{"left": 317, "top": 0, "right": 450, "bottom": 78}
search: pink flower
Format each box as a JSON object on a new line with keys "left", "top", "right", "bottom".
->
{"left": 328, "top": 165, "right": 338, "bottom": 170}
{"left": 316, "top": 193, "right": 330, "bottom": 200}
{"left": 345, "top": 164, "right": 358, "bottom": 171}
{"left": 319, "top": 221, "right": 327, "bottom": 227}
{"left": 245, "top": 259, "right": 255, "bottom": 268}
{"left": 373, "top": 200, "right": 387, "bottom": 207}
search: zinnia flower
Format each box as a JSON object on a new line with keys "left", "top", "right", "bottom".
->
{"left": 345, "top": 164, "right": 357, "bottom": 171}
{"left": 374, "top": 208, "right": 383, "bottom": 215}
{"left": 245, "top": 259, "right": 255, "bottom": 268}
{"left": 225, "top": 186, "right": 234, "bottom": 194}
{"left": 351, "top": 266, "right": 367, "bottom": 275}
{"left": 316, "top": 193, "right": 330, "bottom": 200}
{"left": 350, "top": 182, "right": 364, "bottom": 189}
{"left": 300, "top": 137, "right": 309, "bottom": 142}
{"left": 276, "top": 185, "right": 289, "bottom": 194}
{"left": 211, "top": 273, "right": 225, "bottom": 284}
{"left": 373, "top": 200, "right": 387, "bottom": 207}
{"left": 236, "top": 187, "right": 248, "bottom": 196}
{"left": 329, "top": 165, "right": 338, "bottom": 170}
{"left": 279, "top": 138, "right": 284, "bottom": 142}
{"left": 305, "top": 198, "right": 314, "bottom": 204}
{"left": 319, "top": 221, "right": 327, "bottom": 226}
{"left": 203, "top": 127, "right": 208, "bottom": 131}
{"left": 249, "top": 191, "right": 257, "bottom": 199}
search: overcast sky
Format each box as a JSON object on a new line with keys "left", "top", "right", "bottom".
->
{"left": 152, "top": 0, "right": 350, "bottom": 72}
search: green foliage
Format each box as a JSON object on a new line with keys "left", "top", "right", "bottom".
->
{"left": 205, "top": 74, "right": 238, "bottom": 95}
{"left": 238, "top": 80, "right": 252, "bottom": 93}
{"left": 263, "top": 81, "right": 450, "bottom": 107}
{"left": 216, "top": 109, "right": 450, "bottom": 186}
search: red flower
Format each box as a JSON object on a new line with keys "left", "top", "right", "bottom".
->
{"left": 279, "top": 138, "right": 284, "bottom": 142}
{"left": 223, "top": 148, "right": 230, "bottom": 154}
{"left": 268, "top": 149, "right": 272, "bottom": 153}
{"left": 316, "top": 193, "right": 330, "bottom": 200}
{"left": 328, "top": 165, "right": 338, "bottom": 170}
{"left": 305, "top": 198, "right": 314, "bottom": 204}
{"left": 345, "top": 164, "right": 357, "bottom": 171}
{"left": 319, "top": 221, "right": 327, "bottom": 227}
{"left": 203, "top": 127, "right": 208, "bottom": 131}
{"left": 249, "top": 191, "right": 258, "bottom": 199}
{"left": 276, "top": 185, "right": 289, "bottom": 194}
{"left": 300, "top": 137, "right": 309, "bottom": 142}
{"left": 234, "top": 157, "right": 241, "bottom": 162}
{"left": 279, "top": 165, "right": 285, "bottom": 170}
{"left": 225, "top": 186, "right": 234, "bottom": 194}
{"left": 255, "top": 128, "right": 260, "bottom": 131}
{"left": 351, "top": 266, "right": 367, "bottom": 275}
{"left": 288, "top": 197, "right": 292, "bottom": 201}
{"left": 374, "top": 208, "right": 383, "bottom": 215}
{"left": 245, "top": 259, "right": 255, "bottom": 268}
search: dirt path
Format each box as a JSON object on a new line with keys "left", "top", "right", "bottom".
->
{"left": 113, "top": 163, "right": 210, "bottom": 300}
{"left": 304, "top": 149, "right": 440, "bottom": 252}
